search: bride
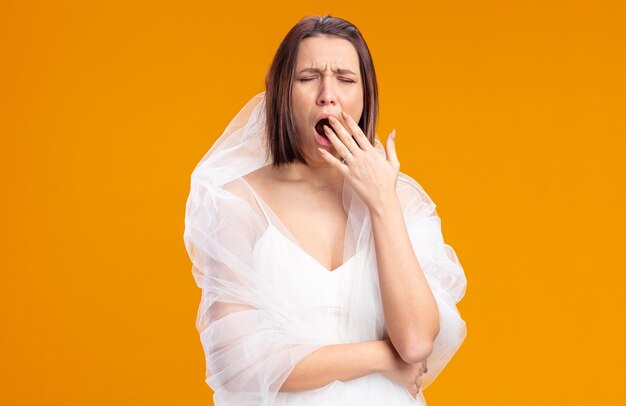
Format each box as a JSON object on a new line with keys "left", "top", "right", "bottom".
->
{"left": 184, "top": 14, "right": 467, "bottom": 406}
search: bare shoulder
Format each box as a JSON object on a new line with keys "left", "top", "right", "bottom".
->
{"left": 221, "top": 177, "right": 247, "bottom": 198}
{"left": 241, "top": 165, "right": 281, "bottom": 194}
{"left": 222, "top": 165, "right": 276, "bottom": 198}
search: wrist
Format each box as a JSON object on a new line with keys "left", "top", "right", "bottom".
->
{"left": 368, "top": 193, "right": 402, "bottom": 220}
{"left": 371, "top": 339, "right": 395, "bottom": 374}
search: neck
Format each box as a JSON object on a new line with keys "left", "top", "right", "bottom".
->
{"left": 272, "top": 160, "right": 344, "bottom": 190}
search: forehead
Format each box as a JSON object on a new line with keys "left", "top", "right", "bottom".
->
{"left": 296, "top": 35, "right": 360, "bottom": 72}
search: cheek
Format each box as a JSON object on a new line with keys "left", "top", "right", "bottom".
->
{"left": 291, "top": 98, "right": 312, "bottom": 127}
{"left": 349, "top": 102, "right": 364, "bottom": 124}
{"left": 347, "top": 88, "right": 363, "bottom": 112}
{"left": 290, "top": 103, "right": 305, "bottom": 129}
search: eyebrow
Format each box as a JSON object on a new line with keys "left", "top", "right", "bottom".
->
{"left": 297, "top": 67, "right": 358, "bottom": 76}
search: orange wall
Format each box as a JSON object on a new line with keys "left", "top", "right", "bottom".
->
{"left": 1, "top": 1, "right": 624, "bottom": 404}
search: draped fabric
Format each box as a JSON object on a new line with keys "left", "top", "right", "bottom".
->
{"left": 183, "top": 91, "right": 467, "bottom": 405}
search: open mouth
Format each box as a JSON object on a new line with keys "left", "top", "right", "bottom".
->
{"left": 315, "top": 118, "right": 331, "bottom": 138}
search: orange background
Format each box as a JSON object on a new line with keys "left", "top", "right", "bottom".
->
{"left": 1, "top": 1, "right": 625, "bottom": 404}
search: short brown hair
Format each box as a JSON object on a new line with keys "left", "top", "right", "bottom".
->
{"left": 264, "top": 14, "right": 379, "bottom": 166}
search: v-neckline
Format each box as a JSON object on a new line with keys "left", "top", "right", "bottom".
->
{"left": 240, "top": 177, "right": 356, "bottom": 273}
{"left": 265, "top": 225, "right": 357, "bottom": 274}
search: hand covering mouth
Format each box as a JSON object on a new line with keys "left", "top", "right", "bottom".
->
{"left": 315, "top": 118, "right": 331, "bottom": 137}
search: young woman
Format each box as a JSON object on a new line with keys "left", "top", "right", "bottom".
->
{"left": 184, "top": 14, "right": 467, "bottom": 405}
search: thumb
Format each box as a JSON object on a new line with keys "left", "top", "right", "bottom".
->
{"left": 386, "top": 129, "right": 399, "bottom": 167}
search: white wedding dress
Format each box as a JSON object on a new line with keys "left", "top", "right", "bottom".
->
{"left": 184, "top": 92, "right": 467, "bottom": 405}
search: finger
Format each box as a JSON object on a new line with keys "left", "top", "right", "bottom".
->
{"left": 323, "top": 125, "right": 354, "bottom": 164}
{"left": 423, "top": 358, "right": 428, "bottom": 373}
{"left": 341, "top": 111, "right": 374, "bottom": 151}
{"left": 328, "top": 115, "right": 361, "bottom": 155}
{"left": 317, "top": 147, "right": 350, "bottom": 176}
{"left": 385, "top": 129, "right": 400, "bottom": 169}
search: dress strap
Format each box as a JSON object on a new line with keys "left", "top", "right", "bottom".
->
{"left": 239, "top": 177, "right": 272, "bottom": 226}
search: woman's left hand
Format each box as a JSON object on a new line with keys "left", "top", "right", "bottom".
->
{"left": 318, "top": 111, "right": 400, "bottom": 211}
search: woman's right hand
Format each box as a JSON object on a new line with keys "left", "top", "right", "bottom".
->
{"left": 380, "top": 338, "right": 428, "bottom": 400}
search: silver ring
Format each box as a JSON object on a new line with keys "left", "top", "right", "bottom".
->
{"left": 340, "top": 151, "right": 349, "bottom": 164}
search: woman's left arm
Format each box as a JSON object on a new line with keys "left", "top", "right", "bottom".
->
{"left": 319, "top": 112, "right": 439, "bottom": 365}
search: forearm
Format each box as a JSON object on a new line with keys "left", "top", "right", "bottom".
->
{"left": 279, "top": 340, "right": 390, "bottom": 392}
{"left": 370, "top": 195, "right": 440, "bottom": 362}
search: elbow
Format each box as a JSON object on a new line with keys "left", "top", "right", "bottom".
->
{"left": 398, "top": 339, "right": 434, "bottom": 364}
{"left": 395, "top": 315, "right": 441, "bottom": 364}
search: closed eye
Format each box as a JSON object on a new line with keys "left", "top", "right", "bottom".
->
{"left": 297, "top": 78, "right": 356, "bottom": 84}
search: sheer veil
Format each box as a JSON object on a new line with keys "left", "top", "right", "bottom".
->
{"left": 184, "top": 91, "right": 467, "bottom": 404}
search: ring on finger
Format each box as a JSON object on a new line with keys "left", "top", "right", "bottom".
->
{"left": 340, "top": 150, "right": 350, "bottom": 164}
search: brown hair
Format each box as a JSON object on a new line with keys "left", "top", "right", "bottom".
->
{"left": 264, "top": 14, "right": 379, "bottom": 166}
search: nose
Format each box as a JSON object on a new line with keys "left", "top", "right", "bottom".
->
{"left": 316, "top": 78, "right": 337, "bottom": 106}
